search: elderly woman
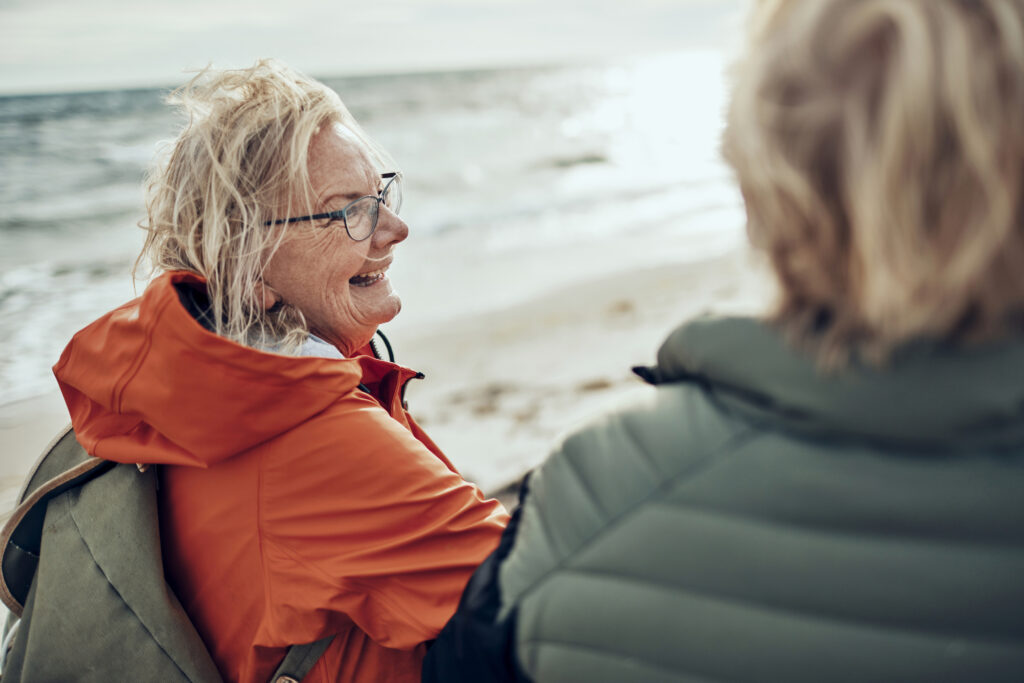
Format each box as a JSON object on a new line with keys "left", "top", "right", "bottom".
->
{"left": 51, "top": 61, "right": 507, "bottom": 682}
{"left": 423, "top": 0, "right": 1024, "bottom": 681}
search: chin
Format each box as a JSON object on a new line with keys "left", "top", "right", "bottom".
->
{"left": 377, "top": 294, "right": 402, "bottom": 324}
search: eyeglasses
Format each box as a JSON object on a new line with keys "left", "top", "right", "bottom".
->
{"left": 266, "top": 172, "right": 402, "bottom": 241}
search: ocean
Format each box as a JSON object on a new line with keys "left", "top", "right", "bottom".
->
{"left": 0, "top": 51, "right": 745, "bottom": 405}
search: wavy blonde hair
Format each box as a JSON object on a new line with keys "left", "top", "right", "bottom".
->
{"left": 136, "top": 59, "right": 389, "bottom": 352}
{"left": 724, "top": 0, "right": 1024, "bottom": 364}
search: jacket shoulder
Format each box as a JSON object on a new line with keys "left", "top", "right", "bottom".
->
{"left": 497, "top": 381, "right": 745, "bottom": 616}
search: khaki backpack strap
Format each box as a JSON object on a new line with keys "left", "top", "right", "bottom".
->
{"left": 268, "top": 635, "right": 335, "bottom": 683}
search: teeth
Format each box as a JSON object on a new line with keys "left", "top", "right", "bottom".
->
{"left": 350, "top": 267, "right": 387, "bottom": 285}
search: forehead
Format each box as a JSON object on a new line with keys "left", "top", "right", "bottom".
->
{"left": 307, "top": 124, "right": 377, "bottom": 199}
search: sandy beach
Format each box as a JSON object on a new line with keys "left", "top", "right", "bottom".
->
{"left": 0, "top": 392, "right": 69, "bottom": 522}
{"left": 0, "top": 245, "right": 773, "bottom": 520}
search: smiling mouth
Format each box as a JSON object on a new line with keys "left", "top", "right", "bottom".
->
{"left": 349, "top": 267, "right": 388, "bottom": 287}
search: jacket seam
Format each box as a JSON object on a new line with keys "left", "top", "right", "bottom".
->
{"left": 251, "top": 402, "right": 369, "bottom": 643}
{"left": 617, "top": 410, "right": 666, "bottom": 480}
{"left": 550, "top": 564, "right": 1024, "bottom": 646}
{"left": 347, "top": 577, "right": 437, "bottom": 641}
{"left": 65, "top": 493, "right": 196, "bottom": 681}
{"left": 112, "top": 292, "right": 174, "bottom": 414}
{"left": 651, "top": 499, "right": 1024, "bottom": 550}
{"left": 517, "top": 638, "right": 713, "bottom": 682}
{"left": 261, "top": 534, "right": 353, "bottom": 590}
{"left": 682, "top": 368, "right": 1024, "bottom": 455}
{"left": 260, "top": 536, "right": 434, "bottom": 645}
{"left": 255, "top": 447, "right": 279, "bottom": 645}
{"left": 553, "top": 447, "right": 608, "bottom": 521}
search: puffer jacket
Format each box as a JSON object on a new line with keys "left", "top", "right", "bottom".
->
{"left": 423, "top": 316, "right": 1024, "bottom": 682}
{"left": 53, "top": 271, "right": 508, "bottom": 683}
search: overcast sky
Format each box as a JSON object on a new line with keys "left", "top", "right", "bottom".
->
{"left": 0, "top": 0, "right": 749, "bottom": 94}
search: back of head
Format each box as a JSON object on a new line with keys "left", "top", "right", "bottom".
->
{"left": 137, "top": 59, "right": 385, "bottom": 350}
{"left": 724, "top": 0, "right": 1024, "bottom": 364}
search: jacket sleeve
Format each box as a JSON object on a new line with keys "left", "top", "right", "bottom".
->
{"left": 421, "top": 475, "right": 533, "bottom": 683}
{"left": 255, "top": 394, "right": 509, "bottom": 650}
{"left": 422, "top": 396, "right": 679, "bottom": 682}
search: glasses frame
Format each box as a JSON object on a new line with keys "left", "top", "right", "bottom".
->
{"left": 265, "top": 172, "right": 402, "bottom": 241}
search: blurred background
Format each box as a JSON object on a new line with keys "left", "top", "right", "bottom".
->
{"left": 0, "top": 0, "right": 766, "bottom": 492}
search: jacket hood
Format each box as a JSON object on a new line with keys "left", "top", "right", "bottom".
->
{"left": 639, "top": 316, "right": 1024, "bottom": 451}
{"left": 54, "top": 271, "right": 370, "bottom": 467}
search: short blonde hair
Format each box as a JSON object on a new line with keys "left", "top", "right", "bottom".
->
{"left": 724, "top": 0, "right": 1024, "bottom": 364}
{"left": 137, "top": 59, "right": 389, "bottom": 351}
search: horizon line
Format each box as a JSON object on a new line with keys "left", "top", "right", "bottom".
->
{"left": 0, "top": 48, "right": 722, "bottom": 99}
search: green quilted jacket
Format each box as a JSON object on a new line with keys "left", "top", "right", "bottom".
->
{"left": 423, "top": 316, "right": 1024, "bottom": 682}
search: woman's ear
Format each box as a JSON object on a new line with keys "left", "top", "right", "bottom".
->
{"left": 255, "top": 281, "right": 280, "bottom": 310}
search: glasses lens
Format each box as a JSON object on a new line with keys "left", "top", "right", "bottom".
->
{"left": 382, "top": 175, "right": 402, "bottom": 214}
{"left": 344, "top": 197, "right": 378, "bottom": 241}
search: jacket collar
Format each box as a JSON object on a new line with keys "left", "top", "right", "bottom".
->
{"left": 54, "top": 271, "right": 417, "bottom": 467}
{"left": 637, "top": 316, "right": 1024, "bottom": 451}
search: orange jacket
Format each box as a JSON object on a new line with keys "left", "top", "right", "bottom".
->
{"left": 53, "top": 271, "right": 508, "bottom": 683}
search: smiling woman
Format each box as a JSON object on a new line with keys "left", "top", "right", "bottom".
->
{"left": 261, "top": 126, "right": 409, "bottom": 355}
{"left": 136, "top": 60, "right": 403, "bottom": 354}
{"left": 35, "top": 59, "right": 508, "bottom": 682}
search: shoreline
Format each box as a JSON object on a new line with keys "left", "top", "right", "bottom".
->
{"left": 0, "top": 391, "right": 69, "bottom": 522}
{"left": 0, "top": 245, "right": 773, "bottom": 518}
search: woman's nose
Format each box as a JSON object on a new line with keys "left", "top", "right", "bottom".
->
{"left": 373, "top": 207, "right": 408, "bottom": 249}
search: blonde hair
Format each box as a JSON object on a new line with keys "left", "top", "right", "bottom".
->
{"left": 136, "top": 59, "right": 389, "bottom": 352}
{"left": 724, "top": 0, "right": 1024, "bottom": 364}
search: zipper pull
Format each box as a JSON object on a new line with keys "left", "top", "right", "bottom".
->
{"left": 401, "top": 372, "right": 426, "bottom": 410}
